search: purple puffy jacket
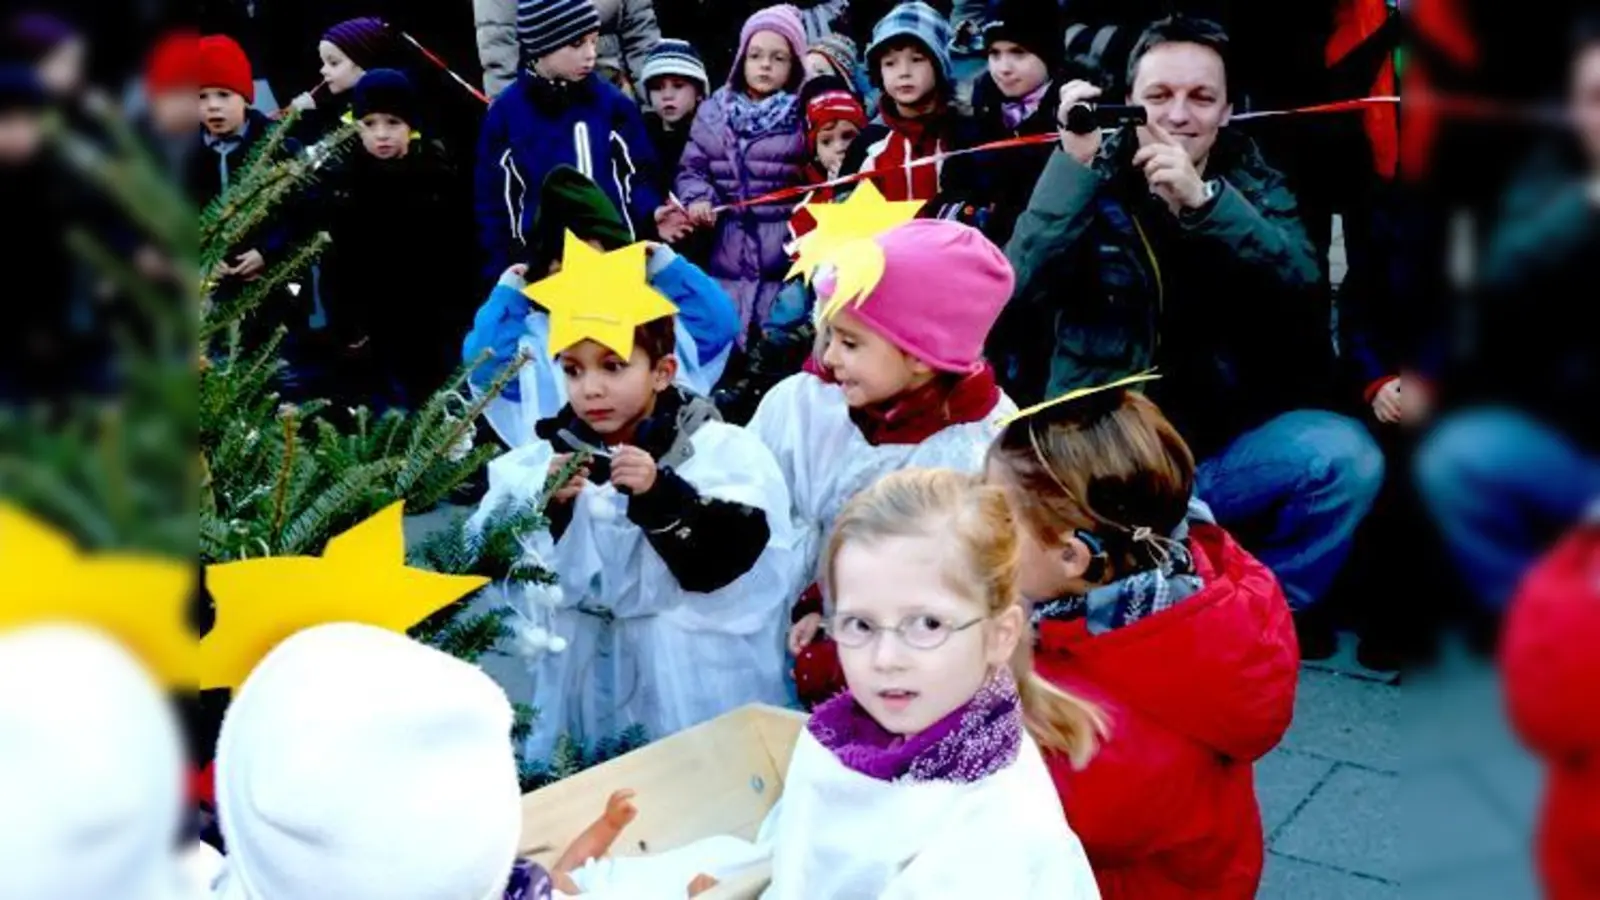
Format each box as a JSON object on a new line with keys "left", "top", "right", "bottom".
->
{"left": 674, "top": 87, "right": 806, "bottom": 342}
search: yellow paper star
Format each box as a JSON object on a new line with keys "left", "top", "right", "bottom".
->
{"left": 788, "top": 180, "right": 925, "bottom": 283}
{"left": 816, "top": 238, "right": 889, "bottom": 322}
{"left": 522, "top": 232, "right": 679, "bottom": 359}
{"left": 0, "top": 503, "right": 196, "bottom": 687}
{"left": 999, "top": 371, "right": 1164, "bottom": 427}
{"left": 201, "top": 502, "right": 488, "bottom": 691}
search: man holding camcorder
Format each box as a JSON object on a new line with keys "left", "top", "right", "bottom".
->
{"left": 993, "top": 14, "right": 1384, "bottom": 628}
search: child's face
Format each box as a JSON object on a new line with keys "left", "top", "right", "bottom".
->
{"left": 647, "top": 76, "right": 699, "bottom": 125}
{"left": 557, "top": 339, "right": 675, "bottom": 439}
{"left": 358, "top": 112, "right": 411, "bottom": 159}
{"left": 820, "top": 310, "right": 930, "bottom": 408}
{"left": 0, "top": 109, "right": 44, "bottom": 164}
{"left": 743, "top": 30, "right": 794, "bottom": 97}
{"left": 804, "top": 51, "right": 837, "bottom": 81}
{"left": 831, "top": 532, "right": 1021, "bottom": 736}
{"left": 318, "top": 41, "right": 365, "bottom": 95}
{"left": 37, "top": 37, "right": 86, "bottom": 97}
{"left": 987, "top": 40, "right": 1049, "bottom": 100}
{"left": 537, "top": 33, "right": 599, "bottom": 82}
{"left": 199, "top": 87, "right": 248, "bottom": 136}
{"left": 150, "top": 90, "right": 197, "bottom": 137}
{"left": 815, "top": 119, "right": 860, "bottom": 175}
{"left": 879, "top": 42, "right": 937, "bottom": 110}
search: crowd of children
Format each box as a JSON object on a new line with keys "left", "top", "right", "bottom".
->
{"left": 140, "top": 0, "right": 1593, "bottom": 897}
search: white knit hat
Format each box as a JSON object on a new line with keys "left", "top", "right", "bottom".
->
{"left": 213, "top": 623, "right": 524, "bottom": 900}
{"left": 0, "top": 624, "right": 190, "bottom": 900}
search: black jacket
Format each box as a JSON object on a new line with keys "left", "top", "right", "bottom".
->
{"left": 536, "top": 388, "right": 772, "bottom": 594}
{"left": 940, "top": 74, "right": 1060, "bottom": 246}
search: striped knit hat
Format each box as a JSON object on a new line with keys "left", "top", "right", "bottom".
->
{"left": 518, "top": 0, "right": 602, "bottom": 64}
{"left": 322, "top": 17, "right": 392, "bottom": 70}
{"left": 640, "top": 38, "right": 709, "bottom": 95}
{"left": 808, "top": 32, "right": 859, "bottom": 85}
{"left": 866, "top": 2, "right": 954, "bottom": 88}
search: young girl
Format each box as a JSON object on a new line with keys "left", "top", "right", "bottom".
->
{"left": 674, "top": 4, "right": 809, "bottom": 342}
{"left": 287, "top": 17, "right": 396, "bottom": 129}
{"left": 750, "top": 218, "right": 1016, "bottom": 707}
{"left": 985, "top": 386, "right": 1299, "bottom": 899}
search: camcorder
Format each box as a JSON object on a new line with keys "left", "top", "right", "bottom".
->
{"left": 1062, "top": 102, "right": 1148, "bottom": 135}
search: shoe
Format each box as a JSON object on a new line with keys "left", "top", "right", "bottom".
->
{"left": 1293, "top": 610, "right": 1339, "bottom": 661}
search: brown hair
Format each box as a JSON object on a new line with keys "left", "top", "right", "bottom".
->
{"left": 634, "top": 317, "right": 677, "bottom": 364}
{"left": 988, "top": 389, "right": 1195, "bottom": 583}
{"left": 821, "top": 468, "right": 1102, "bottom": 767}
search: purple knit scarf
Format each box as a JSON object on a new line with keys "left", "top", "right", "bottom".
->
{"left": 807, "top": 668, "right": 1023, "bottom": 784}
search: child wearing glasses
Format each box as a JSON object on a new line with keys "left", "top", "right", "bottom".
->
{"left": 985, "top": 387, "right": 1298, "bottom": 900}
{"left": 748, "top": 218, "right": 1018, "bottom": 709}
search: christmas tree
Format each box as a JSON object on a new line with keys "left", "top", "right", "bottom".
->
{"left": 3, "top": 106, "right": 647, "bottom": 787}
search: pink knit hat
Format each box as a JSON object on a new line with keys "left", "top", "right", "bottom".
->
{"left": 821, "top": 219, "right": 1015, "bottom": 374}
{"left": 731, "top": 4, "right": 807, "bottom": 90}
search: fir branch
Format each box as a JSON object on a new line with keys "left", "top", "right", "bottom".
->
{"left": 277, "top": 458, "right": 401, "bottom": 556}
{"left": 268, "top": 406, "right": 300, "bottom": 546}
{"left": 202, "top": 234, "right": 328, "bottom": 340}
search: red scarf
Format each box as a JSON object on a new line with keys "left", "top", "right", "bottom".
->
{"left": 802, "top": 360, "right": 1002, "bottom": 446}
{"left": 864, "top": 98, "right": 952, "bottom": 202}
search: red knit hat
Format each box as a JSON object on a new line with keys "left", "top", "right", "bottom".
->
{"left": 145, "top": 29, "right": 197, "bottom": 98}
{"left": 197, "top": 34, "right": 253, "bottom": 103}
{"left": 803, "top": 79, "right": 867, "bottom": 152}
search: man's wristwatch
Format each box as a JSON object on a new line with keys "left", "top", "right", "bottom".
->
{"left": 1199, "top": 178, "right": 1221, "bottom": 206}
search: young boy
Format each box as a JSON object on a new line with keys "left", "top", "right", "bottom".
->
{"left": 192, "top": 35, "right": 281, "bottom": 281}
{"left": 473, "top": 0, "right": 665, "bottom": 286}
{"left": 640, "top": 38, "right": 710, "bottom": 187}
{"left": 843, "top": 1, "right": 977, "bottom": 202}
{"left": 467, "top": 245, "right": 796, "bottom": 759}
{"left": 464, "top": 165, "right": 740, "bottom": 448}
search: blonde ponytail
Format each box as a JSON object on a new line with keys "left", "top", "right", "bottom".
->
{"left": 1015, "top": 650, "right": 1104, "bottom": 769}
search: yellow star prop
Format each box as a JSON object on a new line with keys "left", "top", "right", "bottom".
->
{"left": 201, "top": 502, "right": 488, "bottom": 692}
{"left": 999, "top": 370, "right": 1165, "bottom": 427}
{"left": 816, "top": 238, "right": 889, "bottom": 322}
{"left": 522, "top": 231, "right": 679, "bottom": 360}
{"left": 788, "top": 180, "right": 925, "bottom": 283}
{"left": 0, "top": 504, "right": 196, "bottom": 687}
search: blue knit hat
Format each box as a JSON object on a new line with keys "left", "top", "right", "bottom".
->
{"left": 352, "top": 69, "right": 418, "bottom": 126}
{"left": 865, "top": 2, "right": 954, "bottom": 88}
{"left": 517, "top": 0, "right": 601, "bottom": 63}
{"left": 640, "top": 38, "right": 709, "bottom": 95}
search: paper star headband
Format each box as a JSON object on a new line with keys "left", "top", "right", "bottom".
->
{"left": 201, "top": 502, "right": 488, "bottom": 691}
{"left": 522, "top": 232, "right": 679, "bottom": 360}
{"left": 0, "top": 504, "right": 196, "bottom": 687}
{"left": 998, "top": 370, "right": 1164, "bottom": 427}
{"left": 788, "top": 181, "right": 924, "bottom": 285}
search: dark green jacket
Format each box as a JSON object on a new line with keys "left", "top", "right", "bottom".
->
{"left": 995, "top": 127, "right": 1329, "bottom": 457}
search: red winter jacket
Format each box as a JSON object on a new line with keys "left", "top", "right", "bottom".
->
{"left": 1035, "top": 524, "right": 1299, "bottom": 900}
{"left": 1502, "top": 522, "right": 1600, "bottom": 900}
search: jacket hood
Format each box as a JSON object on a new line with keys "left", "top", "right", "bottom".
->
{"left": 1037, "top": 523, "right": 1298, "bottom": 762}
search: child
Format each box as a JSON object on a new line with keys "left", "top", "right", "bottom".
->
{"left": 0, "top": 624, "right": 199, "bottom": 900}
{"left": 138, "top": 28, "right": 199, "bottom": 179}
{"left": 674, "top": 4, "right": 809, "bottom": 342}
{"left": 286, "top": 17, "right": 396, "bottom": 128}
{"left": 750, "top": 218, "right": 1017, "bottom": 707}
{"left": 467, "top": 258, "right": 797, "bottom": 759}
{"left": 985, "top": 387, "right": 1298, "bottom": 899}
{"left": 790, "top": 74, "right": 868, "bottom": 230}
{"left": 949, "top": 0, "right": 1064, "bottom": 244}
{"left": 474, "top": 0, "right": 664, "bottom": 286}
{"left": 803, "top": 32, "right": 864, "bottom": 98}
{"left": 209, "top": 622, "right": 541, "bottom": 899}
{"left": 463, "top": 165, "right": 741, "bottom": 448}
{"left": 769, "top": 468, "right": 1102, "bottom": 897}
{"left": 843, "top": 2, "right": 977, "bottom": 203}
{"left": 317, "top": 68, "right": 474, "bottom": 412}
{"left": 640, "top": 38, "right": 710, "bottom": 186}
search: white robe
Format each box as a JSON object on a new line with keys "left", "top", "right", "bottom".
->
{"left": 748, "top": 373, "right": 1017, "bottom": 594}
{"left": 469, "top": 422, "right": 798, "bottom": 760}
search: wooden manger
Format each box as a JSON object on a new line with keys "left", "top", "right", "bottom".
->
{"left": 518, "top": 705, "right": 808, "bottom": 899}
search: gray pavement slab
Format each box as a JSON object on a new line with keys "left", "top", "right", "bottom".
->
{"left": 1270, "top": 764, "right": 1400, "bottom": 881}
{"left": 1280, "top": 668, "right": 1400, "bottom": 772}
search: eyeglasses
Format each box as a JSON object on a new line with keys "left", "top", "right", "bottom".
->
{"left": 823, "top": 613, "right": 986, "bottom": 650}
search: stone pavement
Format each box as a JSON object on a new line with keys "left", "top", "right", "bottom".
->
{"left": 1256, "top": 633, "right": 1543, "bottom": 899}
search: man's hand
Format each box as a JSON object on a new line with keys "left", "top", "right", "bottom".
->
{"left": 788, "top": 612, "right": 823, "bottom": 656}
{"left": 1055, "top": 80, "right": 1103, "bottom": 166}
{"left": 548, "top": 453, "right": 590, "bottom": 504}
{"left": 1371, "top": 378, "right": 1402, "bottom": 424}
{"left": 230, "top": 249, "right": 267, "bottom": 280}
{"left": 1133, "top": 122, "right": 1208, "bottom": 213}
{"left": 610, "top": 445, "right": 659, "bottom": 495}
{"left": 687, "top": 201, "right": 718, "bottom": 228}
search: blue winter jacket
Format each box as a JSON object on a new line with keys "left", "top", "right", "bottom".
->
{"left": 473, "top": 71, "right": 664, "bottom": 283}
{"left": 463, "top": 246, "right": 740, "bottom": 413}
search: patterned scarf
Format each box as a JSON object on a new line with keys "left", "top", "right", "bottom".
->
{"left": 1032, "top": 496, "right": 1215, "bottom": 635}
{"left": 504, "top": 859, "right": 554, "bottom": 899}
{"left": 725, "top": 87, "right": 800, "bottom": 143}
{"left": 1001, "top": 81, "right": 1050, "bottom": 131}
{"left": 807, "top": 668, "right": 1023, "bottom": 784}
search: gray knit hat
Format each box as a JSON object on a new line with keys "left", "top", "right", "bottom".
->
{"left": 517, "top": 0, "right": 602, "bottom": 63}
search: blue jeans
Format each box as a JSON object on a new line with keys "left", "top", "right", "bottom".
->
{"left": 1196, "top": 410, "right": 1387, "bottom": 610}
{"left": 1414, "top": 408, "right": 1600, "bottom": 610}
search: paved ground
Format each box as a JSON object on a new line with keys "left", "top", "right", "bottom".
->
{"left": 1257, "top": 633, "right": 1541, "bottom": 899}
